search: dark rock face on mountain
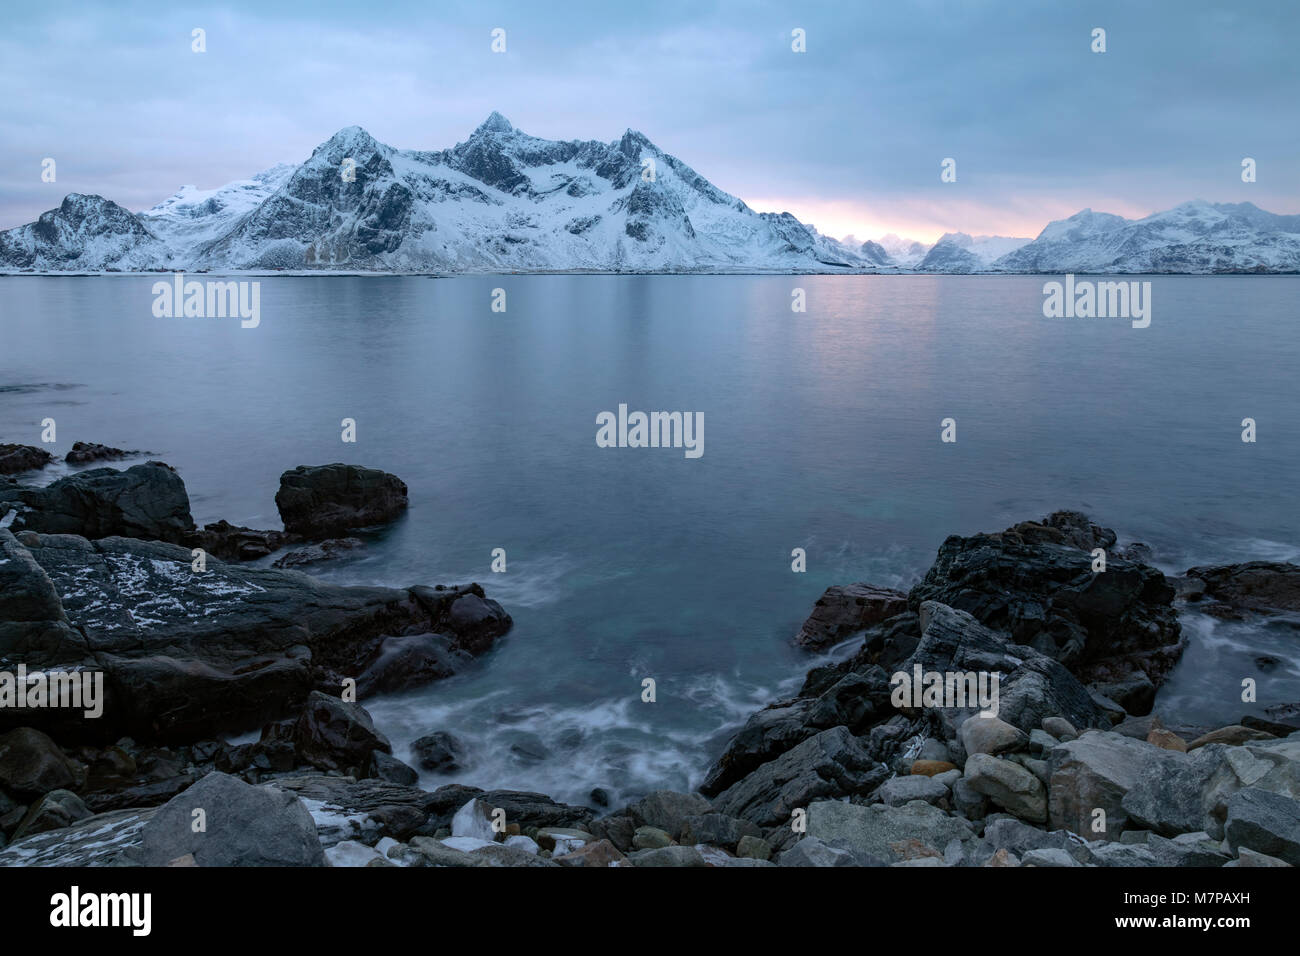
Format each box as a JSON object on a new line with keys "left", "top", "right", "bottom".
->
{"left": 276, "top": 463, "right": 409, "bottom": 538}
{"left": 917, "top": 237, "right": 980, "bottom": 273}
{"left": 0, "top": 462, "right": 195, "bottom": 543}
{"left": 991, "top": 201, "right": 1300, "bottom": 274}
{"left": 0, "top": 528, "right": 510, "bottom": 742}
{"left": 0, "top": 194, "right": 165, "bottom": 270}
{"left": 0, "top": 445, "right": 54, "bottom": 475}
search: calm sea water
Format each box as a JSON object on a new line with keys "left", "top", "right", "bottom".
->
{"left": 2, "top": 275, "right": 1297, "bottom": 805}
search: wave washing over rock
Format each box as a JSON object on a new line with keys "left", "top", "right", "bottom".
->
{"left": 2, "top": 115, "right": 1298, "bottom": 274}
{"left": 1, "top": 456, "right": 1296, "bottom": 868}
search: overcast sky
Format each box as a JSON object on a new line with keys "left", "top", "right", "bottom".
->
{"left": 3, "top": 0, "right": 1296, "bottom": 241}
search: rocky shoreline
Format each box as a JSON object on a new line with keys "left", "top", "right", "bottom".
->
{"left": 0, "top": 447, "right": 1296, "bottom": 867}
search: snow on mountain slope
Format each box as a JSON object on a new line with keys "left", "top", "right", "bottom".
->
{"left": 140, "top": 163, "right": 296, "bottom": 263}
{"left": 917, "top": 232, "right": 1031, "bottom": 273}
{"left": 191, "top": 114, "right": 874, "bottom": 272}
{"left": 993, "top": 201, "right": 1300, "bottom": 273}
{"left": 874, "top": 233, "right": 931, "bottom": 268}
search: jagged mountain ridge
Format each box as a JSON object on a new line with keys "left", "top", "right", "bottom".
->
{"left": 1, "top": 114, "right": 1297, "bottom": 273}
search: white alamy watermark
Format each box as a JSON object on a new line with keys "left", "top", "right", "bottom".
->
{"left": 0, "top": 664, "right": 104, "bottom": 718}
{"left": 596, "top": 404, "right": 703, "bottom": 459}
{"left": 1042, "top": 274, "right": 1151, "bottom": 328}
{"left": 890, "top": 665, "right": 1000, "bottom": 718}
{"left": 152, "top": 273, "right": 260, "bottom": 328}
{"left": 50, "top": 887, "right": 150, "bottom": 936}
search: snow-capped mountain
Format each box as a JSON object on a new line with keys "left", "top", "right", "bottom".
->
{"left": 916, "top": 232, "right": 1032, "bottom": 273}
{"left": 874, "top": 233, "right": 932, "bottom": 268}
{"left": 1, "top": 116, "right": 1297, "bottom": 274}
{"left": 992, "top": 201, "right": 1300, "bottom": 274}
{"left": 2, "top": 113, "right": 874, "bottom": 273}
{"left": 0, "top": 193, "right": 169, "bottom": 271}
{"left": 140, "top": 163, "right": 297, "bottom": 262}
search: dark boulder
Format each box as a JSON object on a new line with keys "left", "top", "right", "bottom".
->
{"left": 907, "top": 511, "right": 1183, "bottom": 699}
{"left": 794, "top": 583, "right": 908, "bottom": 651}
{"left": 711, "top": 726, "right": 888, "bottom": 831}
{"left": 185, "top": 520, "right": 299, "bottom": 562}
{"left": 293, "top": 692, "right": 392, "bottom": 775}
{"left": 0, "top": 461, "right": 195, "bottom": 543}
{"left": 0, "top": 445, "right": 54, "bottom": 474}
{"left": 271, "top": 537, "right": 364, "bottom": 569}
{"left": 356, "top": 633, "right": 473, "bottom": 697}
{"left": 0, "top": 530, "right": 511, "bottom": 742}
{"left": 411, "top": 731, "right": 466, "bottom": 773}
{"left": 275, "top": 463, "right": 408, "bottom": 538}
{"left": 11, "top": 788, "right": 91, "bottom": 840}
{"left": 1183, "top": 562, "right": 1300, "bottom": 614}
{"left": 64, "top": 441, "right": 137, "bottom": 465}
{"left": 0, "top": 727, "right": 82, "bottom": 797}
{"left": 123, "top": 771, "right": 325, "bottom": 867}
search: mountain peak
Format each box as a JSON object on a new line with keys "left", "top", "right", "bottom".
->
{"left": 475, "top": 111, "right": 514, "bottom": 135}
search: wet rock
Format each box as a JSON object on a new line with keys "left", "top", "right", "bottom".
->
{"left": 65, "top": 442, "right": 138, "bottom": 465}
{"left": 1184, "top": 562, "right": 1300, "bottom": 613}
{"left": 736, "top": 834, "right": 772, "bottom": 860}
{"left": 0, "top": 462, "right": 195, "bottom": 543}
{"left": 907, "top": 512, "right": 1183, "bottom": 698}
{"left": 356, "top": 633, "right": 474, "bottom": 697}
{"left": 795, "top": 583, "right": 908, "bottom": 650}
{"left": 411, "top": 732, "right": 465, "bottom": 773}
{"left": 370, "top": 751, "right": 419, "bottom": 786}
{"left": 293, "top": 692, "right": 391, "bottom": 774}
{"left": 272, "top": 538, "right": 365, "bottom": 568}
{"left": 275, "top": 463, "right": 408, "bottom": 538}
{"left": 699, "top": 667, "right": 893, "bottom": 797}
{"left": 711, "top": 726, "right": 888, "bottom": 830}
{"left": 0, "top": 530, "right": 510, "bottom": 741}
{"left": 186, "top": 520, "right": 298, "bottom": 562}
{"left": 0, "top": 444, "right": 54, "bottom": 474}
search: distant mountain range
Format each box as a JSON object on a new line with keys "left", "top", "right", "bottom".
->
{"left": 2, "top": 113, "right": 1297, "bottom": 274}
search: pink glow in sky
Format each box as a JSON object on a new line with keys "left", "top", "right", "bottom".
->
{"left": 744, "top": 195, "right": 1160, "bottom": 245}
